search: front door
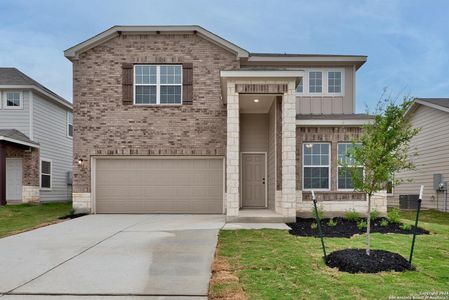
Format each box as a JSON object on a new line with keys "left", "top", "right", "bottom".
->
{"left": 6, "top": 158, "right": 22, "bottom": 201}
{"left": 241, "top": 153, "right": 266, "bottom": 208}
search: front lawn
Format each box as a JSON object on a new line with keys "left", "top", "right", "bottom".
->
{"left": 0, "top": 202, "right": 72, "bottom": 238}
{"left": 210, "top": 209, "right": 449, "bottom": 299}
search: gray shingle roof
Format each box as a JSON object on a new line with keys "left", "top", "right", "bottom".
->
{"left": 0, "top": 68, "right": 71, "bottom": 108}
{"left": 296, "top": 113, "right": 374, "bottom": 120}
{"left": 0, "top": 129, "right": 39, "bottom": 147}
{"left": 415, "top": 98, "right": 449, "bottom": 109}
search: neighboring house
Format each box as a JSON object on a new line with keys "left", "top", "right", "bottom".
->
{"left": 391, "top": 98, "right": 449, "bottom": 212}
{"left": 64, "top": 25, "right": 386, "bottom": 221}
{"left": 0, "top": 68, "right": 73, "bottom": 205}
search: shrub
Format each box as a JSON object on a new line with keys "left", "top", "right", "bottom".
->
{"left": 400, "top": 223, "right": 412, "bottom": 230}
{"left": 388, "top": 208, "right": 401, "bottom": 224}
{"left": 344, "top": 209, "right": 361, "bottom": 222}
{"left": 370, "top": 209, "right": 380, "bottom": 221}
{"left": 380, "top": 219, "right": 389, "bottom": 227}
{"left": 357, "top": 219, "right": 367, "bottom": 230}
{"left": 311, "top": 205, "right": 324, "bottom": 221}
{"left": 311, "top": 222, "right": 318, "bottom": 230}
{"left": 327, "top": 218, "right": 337, "bottom": 227}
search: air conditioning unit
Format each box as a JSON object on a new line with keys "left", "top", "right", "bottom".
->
{"left": 399, "top": 194, "right": 419, "bottom": 209}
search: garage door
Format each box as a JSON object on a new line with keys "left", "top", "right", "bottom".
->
{"left": 95, "top": 158, "right": 224, "bottom": 214}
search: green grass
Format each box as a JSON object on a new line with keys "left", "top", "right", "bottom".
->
{"left": 213, "top": 209, "right": 449, "bottom": 299}
{"left": 0, "top": 202, "right": 72, "bottom": 238}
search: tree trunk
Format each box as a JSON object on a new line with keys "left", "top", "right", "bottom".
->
{"left": 366, "top": 194, "right": 372, "bottom": 256}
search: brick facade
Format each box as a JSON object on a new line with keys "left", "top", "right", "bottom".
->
{"left": 72, "top": 33, "right": 239, "bottom": 193}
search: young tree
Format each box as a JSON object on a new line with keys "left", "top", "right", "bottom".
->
{"left": 342, "top": 97, "right": 420, "bottom": 255}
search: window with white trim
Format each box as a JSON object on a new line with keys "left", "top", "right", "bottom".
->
{"left": 328, "top": 71, "right": 342, "bottom": 93}
{"left": 40, "top": 160, "right": 52, "bottom": 189}
{"left": 308, "top": 71, "right": 322, "bottom": 93}
{"left": 67, "top": 112, "right": 73, "bottom": 138}
{"left": 337, "top": 143, "right": 363, "bottom": 190}
{"left": 134, "top": 65, "right": 182, "bottom": 105}
{"left": 303, "top": 143, "right": 330, "bottom": 190}
{"left": 296, "top": 78, "right": 303, "bottom": 93}
{"left": 4, "top": 91, "right": 23, "bottom": 109}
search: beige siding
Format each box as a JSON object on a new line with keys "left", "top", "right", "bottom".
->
{"left": 267, "top": 102, "right": 276, "bottom": 209}
{"left": 296, "top": 67, "right": 354, "bottom": 114}
{"left": 393, "top": 105, "right": 449, "bottom": 210}
{"left": 240, "top": 114, "right": 268, "bottom": 152}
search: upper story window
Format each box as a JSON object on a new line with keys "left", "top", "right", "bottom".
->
{"left": 303, "top": 143, "right": 330, "bottom": 190}
{"left": 308, "top": 71, "right": 322, "bottom": 93}
{"left": 67, "top": 111, "right": 73, "bottom": 138}
{"left": 134, "top": 65, "right": 182, "bottom": 105}
{"left": 328, "top": 71, "right": 342, "bottom": 94}
{"left": 3, "top": 91, "right": 23, "bottom": 109}
{"left": 337, "top": 143, "right": 363, "bottom": 190}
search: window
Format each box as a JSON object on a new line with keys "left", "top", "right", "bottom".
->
{"left": 337, "top": 143, "right": 363, "bottom": 190}
{"left": 386, "top": 180, "right": 394, "bottom": 195}
{"left": 134, "top": 65, "right": 182, "bottom": 105}
{"left": 328, "top": 71, "right": 342, "bottom": 93}
{"left": 40, "top": 160, "right": 52, "bottom": 189}
{"left": 303, "top": 143, "right": 330, "bottom": 190}
{"left": 296, "top": 78, "right": 303, "bottom": 93}
{"left": 67, "top": 112, "right": 73, "bottom": 138}
{"left": 4, "top": 91, "right": 23, "bottom": 109}
{"left": 308, "top": 71, "right": 322, "bottom": 93}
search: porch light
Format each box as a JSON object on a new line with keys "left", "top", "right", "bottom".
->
{"left": 253, "top": 99, "right": 259, "bottom": 103}
{"left": 77, "top": 158, "right": 84, "bottom": 165}
{"left": 305, "top": 143, "right": 313, "bottom": 149}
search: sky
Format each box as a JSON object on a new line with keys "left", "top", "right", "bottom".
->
{"left": 1, "top": 0, "right": 448, "bottom": 112}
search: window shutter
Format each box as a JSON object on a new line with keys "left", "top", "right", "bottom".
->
{"left": 122, "top": 63, "right": 133, "bottom": 105}
{"left": 182, "top": 63, "right": 193, "bottom": 105}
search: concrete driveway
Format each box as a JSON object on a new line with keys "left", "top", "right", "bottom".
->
{"left": 0, "top": 214, "right": 225, "bottom": 299}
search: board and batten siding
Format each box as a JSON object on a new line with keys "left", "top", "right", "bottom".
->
{"left": 393, "top": 105, "right": 449, "bottom": 210}
{"left": 296, "top": 66, "right": 355, "bottom": 114}
{"left": 0, "top": 90, "right": 31, "bottom": 137}
{"left": 240, "top": 114, "right": 269, "bottom": 152}
{"left": 32, "top": 92, "right": 73, "bottom": 202}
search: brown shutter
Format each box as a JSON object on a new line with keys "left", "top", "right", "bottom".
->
{"left": 182, "top": 63, "right": 193, "bottom": 105}
{"left": 122, "top": 63, "right": 133, "bottom": 105}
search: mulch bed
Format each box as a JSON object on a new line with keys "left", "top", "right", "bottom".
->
{"left": 325, "top": 249, "right": 414, "bottom": 273}
{"left": 287, "top": 217, "right": 429, "bottom": 238}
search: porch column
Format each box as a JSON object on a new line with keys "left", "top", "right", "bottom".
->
{"left": 280, "top": 81, "right": 297, "bottom": 218}
{"left": 226, "top": 81, "right": 240, "bottom": 217}
{"left": 0, "top": 141, "right": 6, "bottom": 206}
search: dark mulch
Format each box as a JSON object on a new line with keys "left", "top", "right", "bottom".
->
{"left": 325, "top": 249, "right": 414, "bottom": 273}
{"left": 287, "top": 217, "right": 429, "bottom": 238}
{"left": 59, "top": 213, "right": 87, "bottom": 220}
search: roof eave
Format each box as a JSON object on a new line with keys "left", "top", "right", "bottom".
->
{"left": 0, "top": 136, "right": 40, "bottom": 148}
{"left": 247, "top": 54, "right": 367, "bottom": 69}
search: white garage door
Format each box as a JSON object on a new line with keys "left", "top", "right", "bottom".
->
{"left": 95, "top": 158, "right": 224, "bottom": 214}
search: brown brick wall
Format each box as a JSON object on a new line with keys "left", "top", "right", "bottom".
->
{"left": 72, "top": 33, "right": 239, "bottom": 193}
{"left": 5, "top": 143, "right": 40, "bottom": 186}
{"left": 296, "top": 126, "right": 366, "bottom": 201}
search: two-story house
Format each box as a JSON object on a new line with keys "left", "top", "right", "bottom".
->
{"left": 0, "top": 68, "right": 73, "bottom": 205}
{"left": 64, "top": 26, "right": 386, "bottom": 221}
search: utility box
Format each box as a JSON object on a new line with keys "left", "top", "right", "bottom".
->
{"left": 399, "top": 194, "right": 419, "bottom": 209}
{"left": 67, "top": 171, "right": 73, "bottom": 186}
{"left": 434, "top": 174, "right": 443, "bottom": 190}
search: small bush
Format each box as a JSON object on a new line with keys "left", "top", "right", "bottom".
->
{"left": 400, "top": 223, "right": 412, "bottom": 230}
{"left": 311, "top": 222, "right": 318, "bottom": 230}
{"left": 380, "top": 219, "right": 389, "bottom": 227}
{"left": 388, "top": 208, "right": 401, "bottom": 224}
{"left": 357, "top": 219, "right": 367, "bottom": 230}
{"left": 327, "top": 218, "right": 337, "bottom": 227}
{"left": 311, "top": 206, "right": 324, "bottom": 221}
{"left": 370, "top": 209, "right": 380, "bottom": 221}
{"left": 344, "top": 209, "right": 361, "bottom": 222}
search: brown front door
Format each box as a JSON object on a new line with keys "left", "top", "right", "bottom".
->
{"left": 241, "top": 153, "right": 266, "bottom": 208}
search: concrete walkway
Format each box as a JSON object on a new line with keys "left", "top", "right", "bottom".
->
{"left": 0, "top": 215, "right": 225, "bottom": 299}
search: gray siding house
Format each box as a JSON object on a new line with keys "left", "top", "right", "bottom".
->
{"left": 0, "top": 68, "right": 73, "bottom": 204}
{"left": 392, "top": 98, "right": 449, "bottom": 212}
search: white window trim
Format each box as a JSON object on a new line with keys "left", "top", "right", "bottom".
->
{"left": 40, "top": 159, "right": 52, "bottom": 190}
{"left": 3, "top": 91, "right": 24, "bottom": 109}
{"left": 67, "top": 111, "right": 73, "bottom": 138}
{"left": 133, "top": 64, "right": 183, "bottom": 106}
{"left": 296, "top": 68, "right": 345, "bottom": 97}
{"left": 302, "top": 142, "right": 331, "bottom": 191}
{"left": 337, "top": 142, "right": 363, "bottom": 191}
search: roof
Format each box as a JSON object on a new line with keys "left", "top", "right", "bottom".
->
{"left": 64, "top": 25, "right": 367, "bottom": 68}
{"left": 0, "top": 129, "right": 39, "bottom": 148}
{"left": 296, "top": 114, "right": 374, "bottom": 126}
{"left": 0, "top": 68, "right": 72, "bottom": 110}
{"left": 406, "top": 98, "right": 449, "bottom": 116}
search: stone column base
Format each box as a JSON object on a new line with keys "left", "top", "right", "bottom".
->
{"left": 22, "top": 186, "right": 40, "bottom": 203}
{"left": 73, "top": 193, "right": 92, "bottom": 213}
